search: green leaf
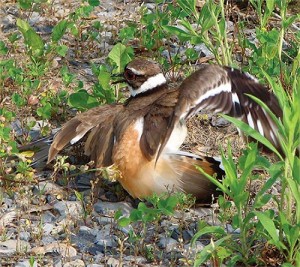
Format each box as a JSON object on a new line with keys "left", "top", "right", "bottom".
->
{"left": 129, "top": 209, "right": 143, "bottom": 222}
{"left": 16, "top": 19, "right": 44, "bottom": 57}
{"left": 12, "top": 93, "right": 26, "bottom": 107}
{"left": 74, "top": 190, "right": 83, "bottom": 201}
{"left": 177, "top": 0, "right": 197, "bottom": 16}
{"left": 163, "top": 25, "right": 191, "bottom": 41}
{"left": 193, "top": 235, "right": 231, "bottom": 266}
{"left": 157, "top": 195, "right": 178, "bottom": 215}
{"left": 37, "top": 102, "right": 52, "bottom": 119}
{"left": 108, "top": 43, "right": 133, "bottom": 72}
{"left": 0, "top": 41, "right": 8, "bottom": 55}
{"left": 68, "top": 90, "right": 99, "bottom": 110}
{"left": 255, "top": 211, "right": 284, "bottom": 248}
{"left": 17, "top": 0, "right": 32, "bottom": 9}
{"left": 56, "top": 45, "right": 68, "bottom": 57}
{"left": 97, "top": 68, "right": 111, "bottom": 91}
{"left": 283, "top": 15, "right": 298, "bottom": 29}
{"left": 52, "top": 20, "right": 69, "bottom": 42}
{"left": 16, "top": 18, "right": 31, "bottom": 36}
{"left": 26, "top": 28, "right": 45, "bottom": 56}
{"left": 88, "top": 0, "right": 100, "bottom": 6}
{"left": 191, "top": 225, "right": 226, "bottom": 245}
{"left": 118, "top": 217, "right": 131, "bottom": 227}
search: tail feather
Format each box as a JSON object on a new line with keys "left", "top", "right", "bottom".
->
{"left": 153, "top": 151, "right": 224, "bottom": 202}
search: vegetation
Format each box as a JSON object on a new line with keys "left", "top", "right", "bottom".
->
{"left": 0, "top": 0, "right": 299, "bottom": 266}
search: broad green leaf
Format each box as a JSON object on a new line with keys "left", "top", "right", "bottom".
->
{"left": 177, "top": 0, "right": 197, "bottom": 19}
{"left": 56, "top": 45, "right": 68, "bottom": 57}
{"left": 17, "top": 19, "right": 44, "bottom": 57}
{"left": 118, "top": 217, "right": 131, "bottom": 227}
{"left": 0, "top": 41, "right": 8, "bottom": 55}
{"left": 193, "top": 235, "right": 231, "bottom": 266}
{"left": 37, "top": 102, "right": 52, "bottom": 119}
{"left": 27, "top": 28, "right": 45, "bottom": 56}
{"left": 52, "top": 20, "right": 68, "bottom": 42}
{"left": 108, "top": 43, "right": 133, "bottom": 72}
{"left": 98, "top": 68, "right": 111, "bottom": 91}
{"left": 255, "top": 211, "right": 285, "bottom": 249}
{"left": 157, "top": 195, "right": 178, "bottom": 215}
{"left": 191, "top": 225, "right": 226, "bottom": 245}
{"left": 12, "top": 93, "right": 26, "bottom": 107}
{"left": 17, "top": 0, "right": 32, "bottom": 9}
{"left": 129, "top": 209, "right": 143, "bottom": 221}
{"left": 16, "top": 18, "right": 31, "bottom": 36}
{"left": 68, "top": 90, "right": 99, "bottom": 110}
{"left": 88, "top": 0, "right": 100, "bottom": 6}
{"left": 266, "top": 0, "right": 275, "bottom": 12}
{"left": 283, "top": 15, "right": 298, "bottom": 29}
{"left": 19, "top": 151, "right": 35, "bottom": 158}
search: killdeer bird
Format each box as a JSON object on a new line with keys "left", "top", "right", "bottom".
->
{"left": 47, "top": 58, "right": 282, "bottom": 202}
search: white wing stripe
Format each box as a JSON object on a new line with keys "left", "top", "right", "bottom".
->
{"left": 232, "top": 92, "right": 240, "bottom": 105}
{"left": 70, "top": 132, "right": 87, "bottom": 144}
{"left": 196, "top": 82, "right": 231, "bottom": 105}
{"left": 247, "top": 113, "right": 255, "bottom": 129}
{"left": 256, "top": 119, "right": 264, "bottom": 136}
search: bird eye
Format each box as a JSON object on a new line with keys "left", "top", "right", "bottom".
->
{"left": 124, "top": 69, "right": 136, "bottom": 81}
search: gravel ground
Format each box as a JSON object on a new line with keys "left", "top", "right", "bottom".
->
{"left": 0, "top": 0, "right": 288, "bottom": 266}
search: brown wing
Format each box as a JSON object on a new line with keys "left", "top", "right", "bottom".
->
{"left": 48, "top": 104, "right": 123, "bottom": 164}
{"left": 140, "top": 89, "right": 180, "bottom": 160}
{"left": 157, "top": 65, "right": 283, "bottom": 160}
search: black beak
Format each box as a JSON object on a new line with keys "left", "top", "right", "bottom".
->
{"left": 111, "top": 73, "right": 125, "bottom": 84}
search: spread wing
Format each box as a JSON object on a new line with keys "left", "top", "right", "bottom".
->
{"left": 157, "top": 64, "right": 282, "bottom": 160}
{"left": 48, "top": 104, "right": 124, "bottom": 165}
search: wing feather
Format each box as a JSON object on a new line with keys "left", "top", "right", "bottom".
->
{"left": 48, "top": 104, "right": 123, "bottom": 164}
{"left": 157, "top": 65, "right": 282, "bottom": 161}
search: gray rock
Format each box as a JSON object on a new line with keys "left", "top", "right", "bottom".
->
{"left": 94, "top": 200, "right": 133, "bottom": 216}
{"left": 95, "top": 224, "right": 117, "bottom": 248}
{"left": 184, "top": 240, "right": 205, "bottom": 254}
{"left": 15, "top": 259, "right": 38, "bottom": 267}
{"left": 41, "top": 235, "right": 56, "bottom": 246}
{"left": 42, "top": 211, "right": 57, "bottom": 223}
{"left": 28, "top": 12, "right": 42, "bottom": 25}
{"left": 0, "top": 240, "right": 31, "bottom": 254}
{"left": 2, "top": 197, "right": 13, "bottom": 208}
{"left": 158, "top": 236, "right": 178, "bottom": 253}
{"left": 19, "top": 231, "right": 31, "bottom": 242}
{"left": 211, "top": 116, "right": 231, "bottom": 127}
{"left": 94, "top": 215, "right": 114, "bottom": 225}
{"left": 194, "top": 43, "right": 214, "bottom": 58}
{"left": 71, "top": 226, "right": 105, "bottom": 255}
{"left": 226, "top": 224, "right": 240, "bottom": 234}
{"left": 79, "top": 225, "right": 99, "bottom": 236}
{"left": 1, "top": 14, "right": 17, "bottom": 32}
{"left": 145, "top": 3, "right": 156, "bottom": 10}
{"left": 53, "top": 201, "right": 83, "bottom": 219}
{"left": 123, "top": 255, "right": 147, "bottom": 264}
{"left": 106, "top": 257, "right": 120, "bottom": 267}
{"left": 43, "top": 223, "right": 54, "bottom": 235}
{"left": 63, "top": 259, "right": 85, "bottom": 267}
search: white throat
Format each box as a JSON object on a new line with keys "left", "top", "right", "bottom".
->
{"left": 129, "top": 73, "right": 167, "bottom": 97}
